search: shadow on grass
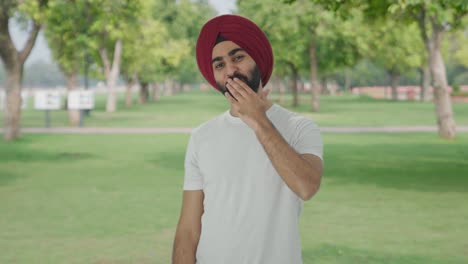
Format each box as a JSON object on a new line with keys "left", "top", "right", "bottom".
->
{"left": 0, "top": 147, "right": 96, "bottom": 163}
{"left": 148, "top": 151, "right": 185, "bottom": 171}
{"left": 0, "top": 170, "right": 24, "bottom": 186}
{"left": 324, "top": 141, "right": 468, "bottom": 193}
{"left": 0, "top": 134, "right": 96, "bottom": 164}
{"left": 302, "top": 244, "right": 463, "bottom": 264}
{"left": 0, "top": 146, "right": 96, "bottom": 186}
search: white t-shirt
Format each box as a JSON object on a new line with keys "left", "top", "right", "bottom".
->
{"left": 183, "top": 104, "right": 323, "bottom": 264}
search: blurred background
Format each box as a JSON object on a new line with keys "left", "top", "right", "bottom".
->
{"left": 0, "top": 0, "right": 467, "bottom": 263}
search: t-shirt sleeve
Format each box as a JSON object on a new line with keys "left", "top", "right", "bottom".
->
{"left": 291, "top": 117, "right": 323, "bottom": 160}
{"left": 183, "top": 133, "right": 204, "bottom": 190}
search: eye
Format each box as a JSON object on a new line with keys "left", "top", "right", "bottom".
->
{"left": 214, "top": 62, "right": 225, "bottom": 70}
{"left": 233, "top": 55, "right": 244, "bottom": 62}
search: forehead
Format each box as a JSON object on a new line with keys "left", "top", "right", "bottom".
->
{"left": 212, "top": 41, "right": 242, "bottom": 59}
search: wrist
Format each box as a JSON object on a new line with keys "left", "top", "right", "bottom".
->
{"left": 254, "top": 115, "right": 274, "bottom": 135}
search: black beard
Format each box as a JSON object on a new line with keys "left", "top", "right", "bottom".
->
{"left": 217, "top": 65, "right": 261, "bottom": 97}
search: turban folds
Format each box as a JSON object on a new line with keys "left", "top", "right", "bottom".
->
{"left": 196, "top": 15, "right": 274, "bottom": 91}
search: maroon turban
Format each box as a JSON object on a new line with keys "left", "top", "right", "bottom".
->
{"left": 196, "top": 15, "right": 274, "bottom": 91}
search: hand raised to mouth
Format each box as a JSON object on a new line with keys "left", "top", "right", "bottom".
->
{"left": 224, "top": 77, "right": 271, "bottom": 131}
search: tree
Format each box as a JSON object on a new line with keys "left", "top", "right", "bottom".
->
{"left": 367, "top": 20, "right": 422, "bottom": 100}
{"left": 239, "top": 0, "right": 308, "bottom": 107}
{"left": 294, "top": 0, "right": 467, "bottom": 138}
{"left": 156, "top": 0, "right": 216, "bottom": 92}
{"left": 0, "top": 0, "right": 48, "bottom": 141}
{"left": 45, "top": 0, "right": 90, "bottom": 126}
{"left": 240, "top": 0, "right": 364, "bottom": 110}
{"left": 407, "top": 1, "right": 465, "bottom": 138}
{"left": 120, "top": 0, "right": 170, "bottom": 106}
{"left": 86, "top": 0, "right": 142, "bottom": 113}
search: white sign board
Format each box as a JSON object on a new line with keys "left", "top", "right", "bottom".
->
{"left": 68, "top": 90, "right": 94, "bottom": 110}
{"left": 34, "top": 90, "right": 62, "bottom": 110}
{"left": 21, "top": 91, "right": 28, "bottom": 109}
{"left": 0, "top": 91, "right": 28, "bottom": 110}
{"left": 0, "top": 91, "right": 4, "bottom": 111}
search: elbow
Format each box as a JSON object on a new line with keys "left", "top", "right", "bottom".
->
{"left": 299, "top": 178, "right": 321, "bottom": 201}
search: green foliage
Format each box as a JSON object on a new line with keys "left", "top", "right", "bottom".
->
{"left": 367, "top": 19, "right": 423, "bottom": 75}
{"left": 119, "top": 0, "right": 216, "bottom": 84}
{"left": 45, "top": 0, "right": 90, "bottom": 75}
{"left": 156, "top": 0, "right": 216, "bottom": 83}
{"left": 15, "top": 0, "right": 49, "bottom": 25}
{"left": 239, "top": 0, "right": 365, "bottom": 79}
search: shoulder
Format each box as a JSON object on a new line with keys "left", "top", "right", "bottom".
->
{"left": 270, "top": 104, "right": 320, "bottom": 131}
{"left": 190, "top": 112, "right": 226, "bottom": 141}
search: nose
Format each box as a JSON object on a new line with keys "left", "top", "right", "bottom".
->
{"left": 225, "top": 61, "right": 239, "bottom": 79}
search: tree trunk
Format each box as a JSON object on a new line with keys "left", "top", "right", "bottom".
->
{"left": 279, "top": 78, "right": 286, "bottom": 105}
{"left": 289, "top": 64, "right": 299, "bottom": 108}
{"left": 152, "top": 82, "right": 161, "bottom": 102}
{"left": 389, "top": 70, "right": 400, "bottom": 101}
{"left": 164, "top": 79, "right": 174, "bottom": 96}
{"left": 4, "top": 64, "right": 23, "bottom": 140}
{"left": 139, "top": 82, "right": 149, "bottom": 104}
{"left": 125, "top": 82, "right": 133, "bottom": 108}
{"left": 321, "top": 77, "right": 328, "bottom": 95}
{"left": 99, "top": 39, "right": 123, "bottom": 113}
{"left": 172, "top": 82, "right": 178, "bottom": 94}
{"left": 418, "top": 10, "right": 455, "bottom": 138}
{"left": 309, "top": 40, "right": 320, "bottom": 112}
{"left": 428, "top": 24, "right": 456, "bottom": 139}
{"left": 344, "top": 68, "right": 352, "bottom": 92}
{"left": 125, "top": 73, "right": 137, "bottom": 108}
{"left": 0, "top": 11, "right": 42, "bottom": 140}
{"left": 419, "top": 64, "right": 431, "bottom": 102}
{"left": 298, "top": 79, "right": 304, "bottom": 93}
{"left": 65, "top": 72, "right": 80, "bottom": 126}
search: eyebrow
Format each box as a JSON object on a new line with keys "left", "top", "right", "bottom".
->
{"left": 212, "top": 48, "right": 245, "bottom": 64}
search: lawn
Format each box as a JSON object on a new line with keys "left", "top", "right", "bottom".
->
{"left": 6, "top": 90, "right": 468, "bottom": 128}
{"left": 1, "top": 133, "right": 467, "bottom": 263}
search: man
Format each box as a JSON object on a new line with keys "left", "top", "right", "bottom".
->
{"left": 172, "top": 14, "right": 323, "bottom": 264}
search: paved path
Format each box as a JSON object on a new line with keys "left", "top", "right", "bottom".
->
{"left": 2, "top": 126, "right": 467, "bottom": 134}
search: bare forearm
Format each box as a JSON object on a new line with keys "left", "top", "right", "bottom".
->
{"left": 172, "top": 231, "right": 198, "bottom": 264}
{"left": 254, "top": 118, "right": 321, "bottom": 200}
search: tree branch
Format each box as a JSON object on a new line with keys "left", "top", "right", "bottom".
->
{"left": 0, "top": 2, "right": 17, "bottom": 67}
{"left": 111, "top": 39, "right": 122, "bottom": 77}
{"left": 99, "top": 47, "right": 111, "bottom": 79}
{"left": 452, "top": 10, "right": 467, "bottom": 28}
{"left": 17, "top": 0, "right": 48, "bottom": 64}
{"left": 18, "top": 21, "right": 41, "bottom": 64}
{"left": 416, "top": 7, "right": 429, "bottom": 45}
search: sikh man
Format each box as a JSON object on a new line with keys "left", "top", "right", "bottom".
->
{"left": 172, "top": 14, "right": 323, "bottom": 264}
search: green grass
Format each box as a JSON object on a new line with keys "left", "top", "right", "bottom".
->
{"left": 1, "top": 133, "right": 467, "bottom": 263}
{"left": 7, "top": 90, "right": 468, "bottom": 128}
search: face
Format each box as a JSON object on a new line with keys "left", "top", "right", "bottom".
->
{"left": 211, "top": 41, "right": 261, "bottom": 94}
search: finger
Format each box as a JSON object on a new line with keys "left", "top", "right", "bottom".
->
{"left": 227, "top": 83, "right": 245, "bottom": 100}
{"left": 233, "top": 78, "right": 255, "bottom": 95}
{"left": 225, "top": 91, "right": 238, "bottom": 105}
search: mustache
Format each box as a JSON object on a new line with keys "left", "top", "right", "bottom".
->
{"left": 225, "top": 72, "right": 249, "bottom": 87}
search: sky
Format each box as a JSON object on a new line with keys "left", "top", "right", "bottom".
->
{"left": 9, "top": 0, "right": 236, "bottom": 66}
